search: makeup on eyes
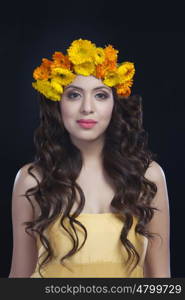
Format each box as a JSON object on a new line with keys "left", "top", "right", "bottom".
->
{"left": 66, "top": 90, "right": 109, "bottom": 99}
{"left": 64, "top": 87, "right": 111, "bottom": 99}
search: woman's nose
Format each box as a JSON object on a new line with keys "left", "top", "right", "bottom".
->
{"left": 80, "top": 94, "right": 94, "bottom": 113}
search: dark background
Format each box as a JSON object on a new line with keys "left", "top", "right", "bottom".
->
{"left": 0, "top": 1, "right": 184, "bottom": 277}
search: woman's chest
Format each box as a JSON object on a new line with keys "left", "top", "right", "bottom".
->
{"left": 72, "top": 170, "right": 116, "bottom": 214}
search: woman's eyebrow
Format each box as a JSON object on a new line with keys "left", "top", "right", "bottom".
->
{"left": 64, "top": 85, "right": 111, "bottom": 92}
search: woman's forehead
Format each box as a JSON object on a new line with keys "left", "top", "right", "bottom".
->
{"left": 66, "top": 75, "right": 112, "bottom": 91}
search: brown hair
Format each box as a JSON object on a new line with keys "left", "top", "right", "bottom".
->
{"left": 23, "top": 88, "right": 159, "bottom": 277}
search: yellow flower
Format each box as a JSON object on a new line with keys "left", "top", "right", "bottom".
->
{"left": 67, "top": 38, "right": 96, "bottom": 64}
{"left": 51, "top": 67, "right": 76, "bottom": 85}
{"left": 74, "top": 62, "right": 95, "bottom": 76}
{"left": 50, "top": 79, "right": 63, "bottom": 93}
{"left": 94, "top": 47, "right": 105, "bottom": 65}
{"left": 32, "top": 39, "right": 135, "bottom": 101}
{"left": 125, "top": 79, "right": 134, "bottom": 87}
{"left": 103, "top": 70, "right": 120, "bottom": 87}
{"left": 117, "top": 62, "right": 135, "bottom": 83}
{"left": 32, "top": 80, "right": 61, "bottom": 101}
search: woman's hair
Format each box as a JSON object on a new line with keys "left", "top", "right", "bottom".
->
{"left": 23, "top": 88, "right": 160, "bottom": 277}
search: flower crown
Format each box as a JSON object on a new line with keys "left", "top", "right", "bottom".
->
{"left": 32, "top": 38, "right": 135, "bottom": 101}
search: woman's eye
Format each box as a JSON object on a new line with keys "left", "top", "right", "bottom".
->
{"left": 66, "top": 92, "right": 80, "bottom": 99}
{"left": 96, "top": 93, "right": 108, "bottom": 99}
{"left": 66, "top": 91, "right": 109, "bottom": 100}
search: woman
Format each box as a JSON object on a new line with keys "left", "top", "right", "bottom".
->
{"left": 8, "top": 39, "right": 171, "bottom": 278}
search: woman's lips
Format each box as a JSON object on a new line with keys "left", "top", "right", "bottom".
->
{"left": 77, "top": 122, "right": 97, "bottom": 129}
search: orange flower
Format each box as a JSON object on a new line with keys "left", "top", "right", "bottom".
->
{"left": 33, "top": 58, "right": 53, "bottom": 80}
{"left": 52, "top": 52, "right": 72, "bottom": 69}
{"left": 116, "top": 82, "right": 131, "bottom": 97}
{"left": 95, "top": 58, "right": 117, "bottom": 78}
{"left": 42, "top": 58, "right": 53, "bottom": 68}
{"left": 52, "top": 51, "right": 65, "bottom": 61}
{"left": 32, "top": 39, "right": 135, "bottom": 101}
{"left": 104, "top": 44, "right": 118, "bottom": 62}
{"left": 33, "top": 66, "right": 49, "bottom": 80}
{"left": 95, "top": 64, "right": 106, "bottom": 78}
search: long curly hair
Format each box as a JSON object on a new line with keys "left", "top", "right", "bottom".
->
{"left": 23, "top": 87, "right": 160, "bottom": 277}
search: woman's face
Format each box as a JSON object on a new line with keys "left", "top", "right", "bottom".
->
{"left": 60, "top": 75, "right": 114, "bottom": 143}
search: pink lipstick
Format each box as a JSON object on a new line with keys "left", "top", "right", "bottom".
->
{"left": 77, "top": 119, "right": 98, "bottom": 129}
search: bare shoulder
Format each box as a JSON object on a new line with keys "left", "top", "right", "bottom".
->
{"left": 144, "top": 160, "right": 169, "bottom": 213}
{"left": 12, "top": 162, "right": 42, "bottom": 221}
{"left": 14, "top": 162, "right": 42, "bottom": 190}
{"left": 144, "top": 160, "right": 166, "bottom": 183}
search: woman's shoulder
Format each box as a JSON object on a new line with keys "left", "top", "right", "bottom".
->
{"left": 144, "top": 160, "right": 166, "bottom": 183}
{"left": 14, "top": 162, "right": 42, "bottom": 189}
{"left": 12, "top": 162, "right": 42, "bottom": 222}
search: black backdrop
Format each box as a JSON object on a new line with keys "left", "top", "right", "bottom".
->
{"left": 0, "top": 1, "right": 184, "bottom": 277}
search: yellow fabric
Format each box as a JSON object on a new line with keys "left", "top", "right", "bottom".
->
{"left": 30, "top": 213, "right": 148, "bottom": 278}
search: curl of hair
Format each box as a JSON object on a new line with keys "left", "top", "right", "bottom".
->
{"left": 23, "top": 88, "right": 160, "bottom": 277}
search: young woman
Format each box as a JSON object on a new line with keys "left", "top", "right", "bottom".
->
{"left": 8, "top": 39, "right": 171, "bottom": 278}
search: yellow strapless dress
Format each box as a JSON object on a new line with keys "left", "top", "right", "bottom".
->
{"left": 30, "top": 213, "right": 148, "bottom": 278}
